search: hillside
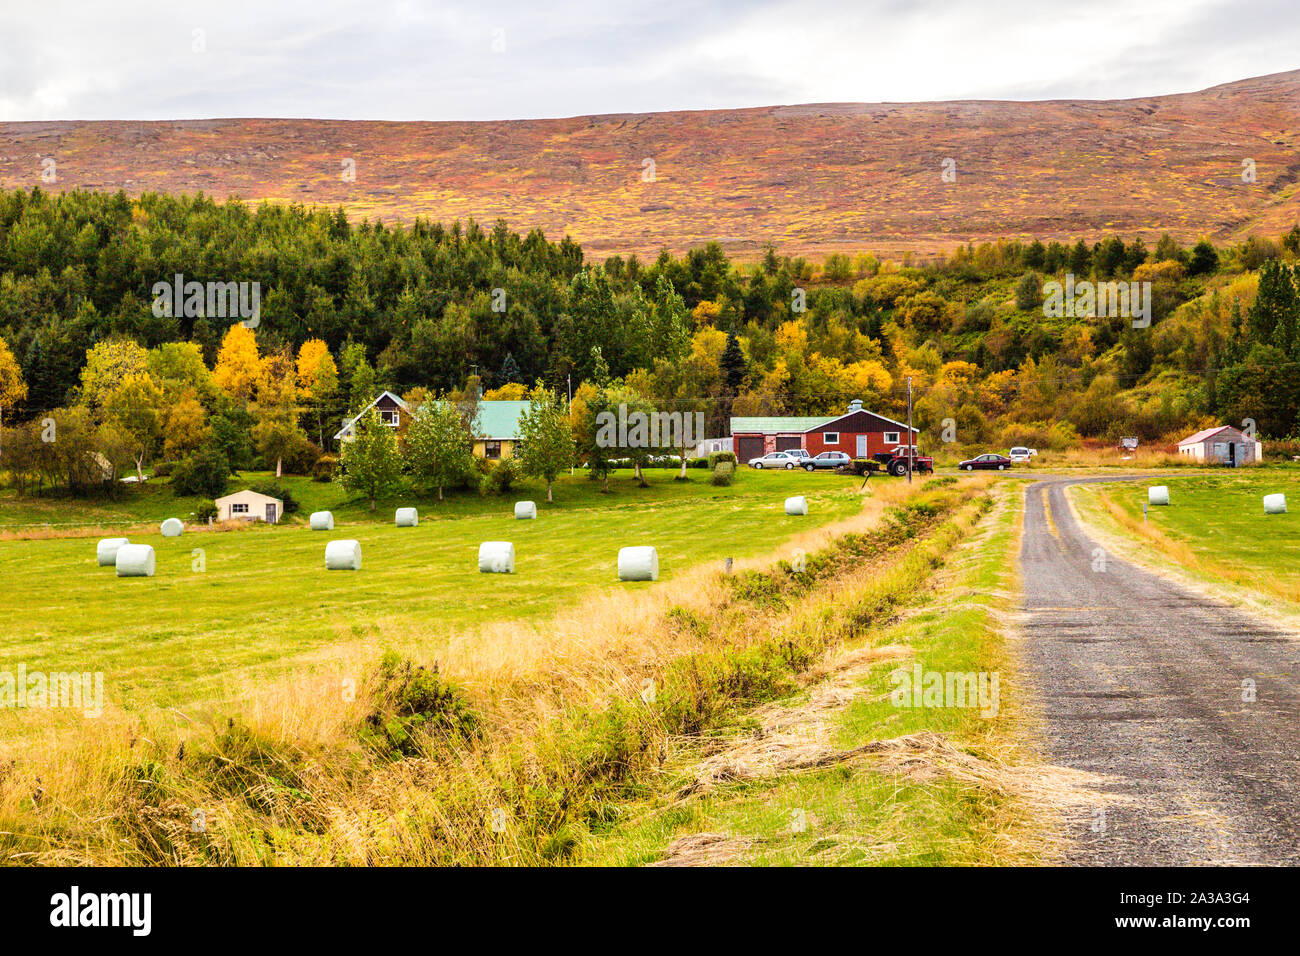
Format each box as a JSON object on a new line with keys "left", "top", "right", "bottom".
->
{"left": 2, "top": 71, "right": 1299, "bottom": 260}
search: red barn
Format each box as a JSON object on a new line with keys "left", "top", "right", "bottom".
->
{"left": 731, "top": 400, "right": 919, "bottom": 461}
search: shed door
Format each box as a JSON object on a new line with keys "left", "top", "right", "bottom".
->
{"left": 774, "top": 435, "right": 802, "bottom": 452}
{"left": 736, "top": 436, "right": 765, "bottom": 461}
{"left": 856, "top": 435, "right": 868, "bottom": 457}
{"left": 265, "top": 503, "right": 277, "bottom": 523}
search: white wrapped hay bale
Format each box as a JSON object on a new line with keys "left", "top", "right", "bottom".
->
{"left": 784, "top": 495, "right": 809, "bottom": 516}
{"left": 478, "top": 541, "right": 515, "bottom": 573}
{"left": 1264, "top": 493, "right": 1287, "bottom": 515}
{"left": 325, "top": 539, "right": 362, "bottom": 571}
{"left": 514, "top": 501, "right": 537, "bottom": 520}
{"left": 115, "top": 544, "right": 155, "bottom": 577}
{"left": 96, "top": 537, "right": 129, "bottom": 567}
{"left": 310, "top": 511, "right": 335, "bottom": 531}
{"left": 618, "top": 546, "right": 659, "bottom": 582}
{"left": 160, "top": 517, "right": 184, "bottom": 537}
{"left": 395, "top": 507, "right": 418, "bottom": 527}
{"left": 1147, "top": 486, "right": 1170, "bottom": 507}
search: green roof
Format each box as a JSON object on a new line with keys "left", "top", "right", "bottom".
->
{"left": 730, "top": 416, "right": 834, "bottom": 434}
{"left": 475, "top": 401, "right": 531, "bottom": 439}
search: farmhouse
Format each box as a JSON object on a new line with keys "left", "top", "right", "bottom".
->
{"left": 731, "top": 399, "right": 920, "bottom": 460}
{"left": 215, "top": 489, "right": 284, "bottom": 523}
{"left": 474, "top": 400, "right": 529, "bottom": 460}
{"left": 1177, "top": 425, "right": 1262, "bottom": 465}
{"left": 334, "top": 390, "right": 408, "bottom": 441}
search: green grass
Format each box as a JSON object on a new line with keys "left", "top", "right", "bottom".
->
{"left": 584, "top": 485, "right": 1031, "bottom": 866}
{"left": 0, "top": 468, "right": 868, "bottom": 746}
{"left": 1070, "top": 469, "right": 1300, "bottom": 604}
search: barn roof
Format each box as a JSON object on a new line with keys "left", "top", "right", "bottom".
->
{"left": 730, "top": 416, "right": 835, "bottom": 433}
{"left": 215, "top": 488, "right": 283, "bottom": 506}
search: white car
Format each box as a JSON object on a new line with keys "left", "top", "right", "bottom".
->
{"left": 1009, "top": 446, "right": 1033, "bottom": 463}
{"left": 748, "top": 451, "right": 801, "bottom": 470}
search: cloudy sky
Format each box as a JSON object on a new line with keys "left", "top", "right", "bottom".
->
{"left": 2, "top": 0, "right": 1298, "bottom": 121}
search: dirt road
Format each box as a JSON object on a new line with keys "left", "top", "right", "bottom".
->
{"left": 1018, "top": 477, "right": 1300, "bottom": 864}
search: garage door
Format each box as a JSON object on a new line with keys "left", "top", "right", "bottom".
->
{"left": 736, "top": 436, "right": 765, "bottom": 461}
{"left": 774, "top": 435, "right": 803, "bottom": 452}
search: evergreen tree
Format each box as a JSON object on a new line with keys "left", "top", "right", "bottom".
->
{"left": 720, "top": 326, "right": 746, "bottom": 392}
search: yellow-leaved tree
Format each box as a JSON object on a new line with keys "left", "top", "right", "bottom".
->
{"left": 213, "top": 325, "right": 260, "bottom": 402}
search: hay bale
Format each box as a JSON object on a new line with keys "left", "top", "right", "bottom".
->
{"left": 309, "top": 511, "right": 335, "bottom": 531}
{"left": 478, "top": 541, "right": 515, "bottom": 573}
{"left": 514, "top": 500, "right": 537, "bottom": 520}
{"left": 1147, "top": 486, "right": 1170, "bottom": 506}
{"left": 785, "top": 495, "right": 808, "bottom": 516}
{"left": 160, "top": 517, "right": 184, "bottom": 537}
{"left": 618, "top": 546, "right": 659, "bottom": 582}
{"left": 96, "top": 537, "right": 129, "bottom": 567}
{"left": 1264, "top": 493, "right": 1287, "bottom": 515}
{"left": 115, "top": 544, "right": 155, "bottom": 577}
{"left": 395, "top": 507, "right": 418, "bottom": 527}
{"left": 325, "top": 539, "right": 362, "bottom": 571}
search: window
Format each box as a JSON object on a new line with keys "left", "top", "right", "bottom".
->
{"left": 380, "top": 409, "right": 400, "bottom": 427}
{"left": 484, "top": 440, "right": 502, "bottom": 460}
{"left": 232, "top": 502, "right": 248, "bottom": 515}
{"left": 824, "top": 432, "right": 839, "bottom": 444}
{"left": 884, "top": 431, "right": 899, "bottom": 444}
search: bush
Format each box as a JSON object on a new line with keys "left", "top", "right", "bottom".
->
{"left": 152, "top": 461, "right": 177, "bottom": 478}
{"left": 195, "top": 499, "right": 219, "bottom": 522}
{"left": 171, "top": 446, "right": 231, "bottom": 498}
{"left": 361, "top": 652, "right": 478, "bottom": 757}
{"left": 312, "top": 454, "right": 339, "bottom": 482}
{"left": 248, "top": 481, "right": 300, "bottom": 514}
{"left": 482, "top": 456, "right": 519, "bottom": 495}
{"left": 689, "top": 456, "right": 709, "bottom": 469}
{"left": 707, "top": 451, "right": 738, "bottom": 469}
{"left": 710, "top": 460, "right": 735, "bottom": 486}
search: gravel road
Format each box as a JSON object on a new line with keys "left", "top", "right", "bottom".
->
{"left": 1018, "top": 477, "right": 1300, "bottom": 865}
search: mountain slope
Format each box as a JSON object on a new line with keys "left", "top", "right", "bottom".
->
{"left": 2, "top": 71, "right": 1298, "bottom": 259}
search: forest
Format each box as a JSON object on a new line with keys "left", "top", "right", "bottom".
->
{"left": 2, "top": 186, "right": 1300, "bottom": 495}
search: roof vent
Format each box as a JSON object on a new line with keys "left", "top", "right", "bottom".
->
{"left": 848, "top": 398, "right": 863, "bottom": 412}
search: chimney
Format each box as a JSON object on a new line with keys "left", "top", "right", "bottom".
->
{"left": 848, "top": 398, "right": 863, "bottom": 413}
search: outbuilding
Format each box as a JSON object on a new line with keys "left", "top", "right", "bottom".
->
{"left": 215, "top": 489, "right": 284, "bottom": 523}
{"left": 1176, "top": 425, "right": 1262, "bottom": 466}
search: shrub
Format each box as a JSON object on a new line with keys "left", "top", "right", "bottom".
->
{"left": 707, "top": 451, "right": 737, "bottom": 469}
{"left": 152, "top": 461, "right": 177, "bottom": 478}
{"left": 710, "top": 460, "right": 735, "bottom": 486}
{"left": 312, "top": 454, "right": 339, "bottom": 482}
{"left": 195, "top": 499, "right": 219, "bottom": 522}
{"left": 248, "top": 481, "right": 300, "bottom": 514}
{"left": 171, "top": 446, "right": 231, "bottom": 498}
{"left": 688, "top": 456, "right": 709, "bottom": 469}
{"left": 361, "top": 652, "right": 478, "bottom": 757}
{"left": 483, "top": 456, "right": 519, "bottom": 495}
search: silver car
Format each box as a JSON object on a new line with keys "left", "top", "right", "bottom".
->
{"left": 748, "top": 451, "right": 800, "bottom": 469}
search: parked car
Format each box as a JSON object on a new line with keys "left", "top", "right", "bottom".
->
{"left": 959, "top": 453, "right": 1013, "bottom": 471}
{"left": 1008, "top": 446, "right": 1033, "bottom": 463}
{"left": 748, "top": 451, "right": 801, "bottom": 469}
{"left": 802, "top": 451, "right": 852, "bottom": 471}
{"left": 783, "top": 448, "right": 811, "bottom": 461}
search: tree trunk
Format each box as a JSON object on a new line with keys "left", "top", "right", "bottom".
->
{"left": 136, "top": 457, "right": 145, "bottom": 483}
{"left": 547, "top": 480, "right": 553, "bottom": 502}
{"left": 438, "top": 485, "right": 444, "bottom": 501}
{"left": 679, "top": 444, "right": 688, "bottom": 479}
{"left": 369, "top": 494, "right": 376, "bottom": 511}
{"left": 276, "top": 457, "right": 283, "bottom": 478}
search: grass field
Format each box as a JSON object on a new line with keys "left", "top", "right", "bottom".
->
{"left": 1069, "top": 470, "right": 1300, "bottom": 607}
{"left": 0, "top": 468, "right": 872, "bottom": 749}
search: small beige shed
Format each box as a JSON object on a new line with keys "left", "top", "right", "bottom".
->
{"left": 215, "top": 489, "right": 283, "bottom": 523}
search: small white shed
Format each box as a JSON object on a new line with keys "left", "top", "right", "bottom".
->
{"left": 215, "top": 489, "right": 284, "bottom": 523}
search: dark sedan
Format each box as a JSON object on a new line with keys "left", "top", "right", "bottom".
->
{"left": 958, "top": 453, "right": 1012, "bottom": 471}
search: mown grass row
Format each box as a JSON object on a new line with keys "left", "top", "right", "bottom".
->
{"left": 0, "top": 482, "right": 990, "bottom": 865}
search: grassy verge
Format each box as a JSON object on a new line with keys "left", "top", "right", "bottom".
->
{"left": 1069, "top": 471, "right": 1300, "bottom": 612}
{"left": 0, "top": 479, "right": 1002, "bottom": 865}
{"left": 583, "top": 478, "right": 1042, "bottom": 866}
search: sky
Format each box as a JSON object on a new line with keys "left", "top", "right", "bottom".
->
{"left": 2, "top": 0, "right": 1298, "bottom": 121}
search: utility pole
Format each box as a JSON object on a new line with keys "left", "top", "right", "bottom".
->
{"left": 906, "top": 376, "right": 914, "bottom": 485}
{"left": 568, "top": 373, "right": 574, "bottom": 476}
